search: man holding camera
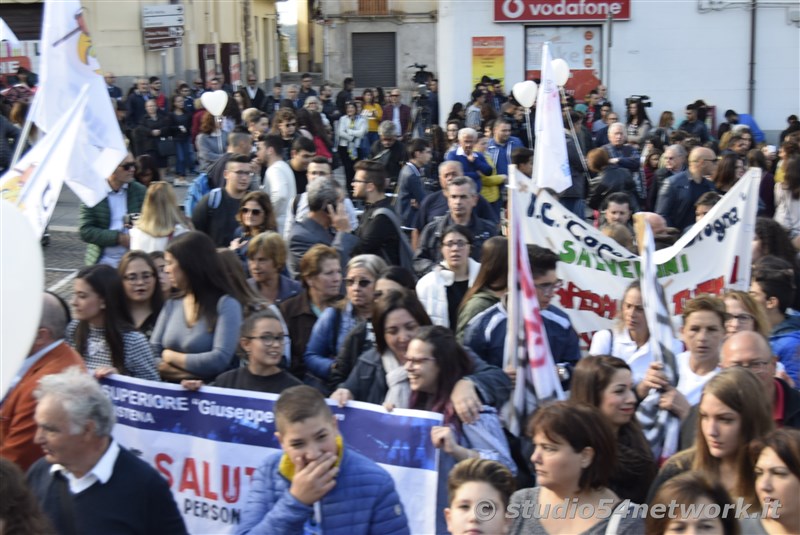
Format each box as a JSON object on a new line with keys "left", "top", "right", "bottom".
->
{"left": 78, "top": 153, "right": 146, "bottom": 267}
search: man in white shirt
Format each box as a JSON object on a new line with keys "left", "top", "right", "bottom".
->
{"left": 260, "top": 134, "right": 296, "bottom": 236}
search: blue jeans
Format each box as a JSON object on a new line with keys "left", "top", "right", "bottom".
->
{"left": 174, "top": 138, "right": 192, "bottom": 176}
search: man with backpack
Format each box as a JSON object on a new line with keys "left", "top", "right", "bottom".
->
{"left": 351, "top": 160, "right": 414, "bottom": 271}
{"left": 191, "top": 154, "right": 253, "bottom": 246}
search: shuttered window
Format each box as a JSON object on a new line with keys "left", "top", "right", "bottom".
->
{"left": 351, "top": 32, "right": 396, "bottom": 88}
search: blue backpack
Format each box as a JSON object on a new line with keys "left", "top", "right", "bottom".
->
{"left": 184, "top": 173, "right": 222, "bottom": 216}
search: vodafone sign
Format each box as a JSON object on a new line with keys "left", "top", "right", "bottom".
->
{"left": 495, "top": 0, "right": 631, "bottom": 22}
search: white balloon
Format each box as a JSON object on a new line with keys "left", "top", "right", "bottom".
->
{"left": 200, "top": 90, "right": 229, "bottom": 116}
{"left": 551, "top": 59, "right": 571, "bottom": 87}
{"left": 512, "top": 80, "right": 538, "bottom": 109}
{"left": 0, "top": 200, "right": 44, "bottom": 398}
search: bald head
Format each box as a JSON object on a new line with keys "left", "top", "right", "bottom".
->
{"left": 688, "top": 147, "right": 717, "bottom": 178}
{"left": 641, "top": 212, "right": 667, "bottom": 235}
{"left": 721, "top": 331, "right": 776, "bottom": 392}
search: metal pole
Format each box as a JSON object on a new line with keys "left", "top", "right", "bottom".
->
{"left": 524, "top": 108, "right": 533, "bottom": 152}
{"left": 161, "top": 50, "right": 169, "bottom": 99}
{"left": 748, "top": 0, "right": 757, "bottom": 115}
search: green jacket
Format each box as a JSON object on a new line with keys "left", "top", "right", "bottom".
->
{"left": 455, "top": 289, "right": 501, "bottom": 343}
{"left": 79, "top": 181, "right": 146, "bottom": 265}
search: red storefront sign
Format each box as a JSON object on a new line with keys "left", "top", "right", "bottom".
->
{"left": 495, "top": 0, "right": 630, "bottom": 22}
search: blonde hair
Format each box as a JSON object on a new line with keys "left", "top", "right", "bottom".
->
{"left": 722, "top": 290, "right": 770, "bottom": 337}
{"left": 135, "top": 181, "right": 185, "bottom": 237}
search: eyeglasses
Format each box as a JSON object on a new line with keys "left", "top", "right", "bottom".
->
{"left": 728, "top": 360, "right": 771, "bottom": 371}
{"left": 443, "top": 240, "right": 468, "bottom": 249}
{"left": 241, "top": 207, "right": 263, "bottom": 216}
{"left": 119, "top": 162, "right": 136, "bottom": 171}
{"left": 724, "top": 313, "right": 755, "bottom": 323}
{"left": 535, "top": 279, "right": 563, "bottom": 294}
{"left": 345, "top": 278, "right": 373, "bottom": 288}
{"left": 231, "top": 170, "right": 255, "bottom": 177}
{"left": 123, "top": 272, "right": 154, "bottom": 283}
{"left": 245, "top": 334, "right": 288, "bottom": 345}
{"left": 447, "top": 128, "right": 459, "bottom": 133}
{"left": 405, "top": 356, "right": 436, "bottom": 368}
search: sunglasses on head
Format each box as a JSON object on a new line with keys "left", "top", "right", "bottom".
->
{"left": 241, "top": 207, "right": 263, "bottom": 216}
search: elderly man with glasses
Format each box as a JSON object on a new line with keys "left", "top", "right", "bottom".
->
{"left": 381, "top": 89, "right": 412, "bottom": 140}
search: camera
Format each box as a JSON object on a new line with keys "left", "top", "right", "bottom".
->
{"left": 626, "top": 95, "right": 652, "bottom": 108}
{"left": 122, "top": 213, "right": 141, "bottom": 227}
{"left": 409, "top": 63, "right": 432, "bottom": 85}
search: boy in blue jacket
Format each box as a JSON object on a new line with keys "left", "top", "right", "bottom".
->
{"left": 237, "top": 386, "right": 410, "bottom": 535}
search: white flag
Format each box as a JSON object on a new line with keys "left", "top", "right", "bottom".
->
{"left": 533, "top": 42, "right": 571, "bottom": 194}
{"left": 0, "top": 18, "right": 22, "bottom": 47}
{"left": 505, "top": 165, "right": 565, "bottom": 436}
{"left": 30, "top": 0, "right": 126, "bottom": 206}
{"left": 0, "top": 87, "right": 90, "bottom": 236}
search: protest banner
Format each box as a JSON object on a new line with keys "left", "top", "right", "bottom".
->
{"left": 99, "top": 375, "right": 442, "bottom": 534}
{"left": 519, "top": 168, "right": 760, "bottom": 349}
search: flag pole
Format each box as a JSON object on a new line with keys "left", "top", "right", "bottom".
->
{"left": 8, "top": 93, "right": 38, "bottom": 169}
{"left": 14, "top": 85, "right": 90, "bottom": 207}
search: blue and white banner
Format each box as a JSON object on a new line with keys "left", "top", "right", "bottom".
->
{"left": 100, "top": 375, "right": 442, "bottom": 535}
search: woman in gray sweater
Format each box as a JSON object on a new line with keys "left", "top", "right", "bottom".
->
{"left": 151, "top": 231, "right": 242, "bottom": 382}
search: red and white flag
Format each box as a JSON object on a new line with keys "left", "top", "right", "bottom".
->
{"left": 29, "top": 0, "right": 126, "bottom": 206}
{"left": 533, "top": 42, "right": 571, "bottom": 194}
{"left": 505, "top": 165, "right": 565, "bottom": 436}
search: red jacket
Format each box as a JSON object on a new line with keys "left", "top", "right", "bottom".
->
{"left": 0, "top": 342, "right": 85, "bottom": 471}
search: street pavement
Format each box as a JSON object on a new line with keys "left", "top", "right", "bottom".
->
{"left": 44, "top": 182, "right": 192, "bottom": 300}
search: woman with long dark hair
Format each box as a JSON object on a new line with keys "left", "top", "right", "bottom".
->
{"left": 151, "top": 231, "right": 243, "bottom": 382}
{"left": 405, "top": 325, "right": 515, "bottom": 534}
{"left": 626, "top": 99, "right": 652, "bottom": 148}
{"left": 455, "top": 236, "right": 508, "bottom": 340}
{"left": 570, "top": 356, "right": 657, "bottom": 503}
{"left": 229, "top": 191, "right": 278, "bottom": 269}
{"left": 745, "top": 429, "right": 800, "bottom": 535}
{"left": 67, "top": 265, "right": 158, "bottom": 380}
{"left": 118, "top": 251, "right": 164, "bottom": 339}
{"left": 332, "top": 290, "right": 511, "bottom": 425}
{"left": 713, "top": 153, "right": 745, "bottom": 194}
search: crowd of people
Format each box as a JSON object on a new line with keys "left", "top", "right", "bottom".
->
{"left": 1, "top": 70, "right": 800, "bottom": 535}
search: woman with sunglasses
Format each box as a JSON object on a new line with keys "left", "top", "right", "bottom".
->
{"left": 327, "top": 266, "right": 418, "bottom": 390}
{"left": 118, "top": 251, "right": 163, "bottom": 339}
{"left": 303, "top": 255, "right": 386, "bottom": 393}
{"left": 332, "top": 289, "right": 511, "bottom": 426}
{"left": 229, "top": 191, "right": 277, "bottom": 271}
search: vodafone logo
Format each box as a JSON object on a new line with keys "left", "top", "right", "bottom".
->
{"left": 495, "top": 0, "right": 630, "bottom": 22}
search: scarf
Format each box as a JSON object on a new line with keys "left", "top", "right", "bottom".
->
{"left": 382, "top": 352, "right": 410, "bottom": 408}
